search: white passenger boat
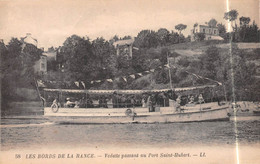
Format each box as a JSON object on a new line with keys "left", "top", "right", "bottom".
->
{"left": 43, "top": 87, "right": 231, "bottom": 124}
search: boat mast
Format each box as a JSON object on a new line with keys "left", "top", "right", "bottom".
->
{"left": 167, "top": 52, "right": 173, "bottom": 90}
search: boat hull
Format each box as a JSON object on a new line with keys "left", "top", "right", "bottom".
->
{"left": 44, "top": 104, "right": 230, "bottom": 124}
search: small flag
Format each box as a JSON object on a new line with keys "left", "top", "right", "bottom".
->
{"left": 130, "top": 74, "right": 135, "bottom": 79}
{"left": 96, "top": 80, "right": 101, "bottom": 83}
{"left": 107, "top": 79, "right": 113, "bottom": 82}
{"left": 150, "top": 69, "right": 155, "bottom": 72}
{"left": 122, "top": 77, "right": 127, "bottom": 82}
{"left": 91, "top": 81, "right": 94, "bottom": 84}
{"left": 74, "top": 81, "right": 80, "bottom": 87}
{"left": 164, "top": 64, "right": 170, "bottom": 68}
{"left": 137, "top": 73, "right": 143, "bottom": 76}
{"left": 216, "top": 82, "right": 222, "bottom": 86}
{"left": 37, "top": 80, "right": 45, "bottom": 87}
{"left": 81, "top": 81, "right": 85, "bottom": 88}
{"left": 192, "top": 73, "right": 200, "bottom": 79}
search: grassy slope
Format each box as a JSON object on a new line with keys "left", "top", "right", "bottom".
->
{"left": 132, "top": 41, "right": 260, "bottom": 90}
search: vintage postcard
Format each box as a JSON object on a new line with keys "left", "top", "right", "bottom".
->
{"left": 0, "top": 0, "right": 259, "bottom": 163}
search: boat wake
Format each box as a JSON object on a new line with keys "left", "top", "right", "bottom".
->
{"left": 0, "top": 122, "right": 55, "bottom": 128}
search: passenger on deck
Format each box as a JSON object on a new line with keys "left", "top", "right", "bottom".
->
{"left": 98, "top": 97, "right": 103, "bottom": 108}
{"left": 65, "top": 98, "right": 75, "bottom": 108}
{"left": 112, "top": 92, "right": 119, "bottom": 108}
{"left": 130, "top": 96, "right": 136, "bottom": 108}
{"left": 103, "top": 97, "right": 108, "bottom": 108}
{"left": 141, "top": 97, "right": 146, "bottom": 107}
{"left": 198, "top": 94, "right": 205, "bottom": 104}
{"left": 121, "top": 95, "right": 126, "bottom": 107}
{"left": 176, "top": 95, "right": 181, "bottom": 112}
{"left": 74, "top": 101, "right": 80, "bottom": 108}
{"left": 189, "top": 95, "right": 194, "bottom": 104}
{"left": 87, "top": 99, "right": 94, "bottom": 108}
{"left": 79, "top": 97, "right": 86, "bottom": 108}
{"left": 149, "top": 94, "right": 155, "bottom": 112}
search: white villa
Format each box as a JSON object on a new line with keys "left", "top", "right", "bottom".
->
{"left": 191, "top": 25, "right": 223, "bottom": 41}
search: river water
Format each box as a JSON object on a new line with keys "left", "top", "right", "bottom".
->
{"left": 1, "top": 116, "right": 260, "bottom": 151}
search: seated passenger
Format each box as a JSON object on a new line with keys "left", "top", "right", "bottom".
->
{"left": 142, "top": 98, "right": 146, "bottom": 108}
{"left": 198, "top": 94, "right": 205, "bottom": 104}
{"left": 189, "top": 95, "right": 194, "bottom": 104}
{"left": 176, "top": 95, "right": 181, "bottom": 112}
{"left": 65, "top": 98, "right": 75, "bottom": 108}
{"left": 74, "top": 101, "right": 80, "bottom": 108}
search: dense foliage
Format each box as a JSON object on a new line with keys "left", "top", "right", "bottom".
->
{"left": 1, "top": 9, "right": 259, "bottom": 110}
{"left": 1, "top": 38, "right": 42, "bottom": 107}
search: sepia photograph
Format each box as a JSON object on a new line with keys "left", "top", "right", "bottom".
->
{"left": 0, "top": 0, "right": 259, "bottom": 163}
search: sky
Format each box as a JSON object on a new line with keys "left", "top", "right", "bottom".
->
{"left": 0, "top": 0, "right": 259, "bottom": 49}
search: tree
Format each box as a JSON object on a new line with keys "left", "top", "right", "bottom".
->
{"left": 109, "top": 35, "right": 119, "bottom": 44}
{"left": 239, "top": 16, "right": 251, "bottom": 41}
{"left": 134, "top": 30, "right": 160, "bottom": 48}
{"left": 92, "top": 37, "right": 117, "bottom": 79}
{"left": 134, "top": 30, "right": 151, "bottom": 48}
{"left": 169, "top": 51, "right": 180, "bottom": 63}
{"left": 193, "top": 23, "right": 198, "bottom": 33}
{"left": 160, "top": 48, "right": 170, "bottom": 65}
{"left": 59, "top": 35, "right": 94, "bottom": 82}
{"left": 175, "top": 24, "right": 187, "bottom": 43}
{"left": 217, "top": 23, "right": 227, "bottom": 38}
{"left": 199, "top": 46, "right": 221, "bottom": 80}
{"left": 194, "top": 33, "right": 205, "bottom": 41}
{"left": 208, "top": 18, "right": 218, "bottom": 36}
{"left": 239, "top": 16, "right": 250, "bottom": 27}
{"left": 224, "top": 9, "right": 239, "bottom": 31}
{"left": 122, "top": 35, "right": 132, "bottom": 40}
{"left": 169, "top": 31, "right": 179, "bottom": 44}
{"left": 208, "top": 18, "right": 218, "bottom": 27}
{"left": 157, "top": 28, "right": 170, "bottom": 46}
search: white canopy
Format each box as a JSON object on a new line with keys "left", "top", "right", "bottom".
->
{"left": 44, "top": 85, "right": 216, "bottom": 94}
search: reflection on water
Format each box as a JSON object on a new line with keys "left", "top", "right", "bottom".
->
{"left": 1, "top": 116, "right": 260, "bottom": 151}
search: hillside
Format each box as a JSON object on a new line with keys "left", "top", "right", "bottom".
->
{"left": 120, "top": 40, "right": 260, "bottom": 101}
{"left": 148, "top": 40, "right": 260, "bottom": 57}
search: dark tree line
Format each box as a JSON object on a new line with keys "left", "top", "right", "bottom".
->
{"left": 1, "top": 38, "right": 43, "bottom": 107}
{"left": 224, "top": 9, "right": 259, "bottom": 42}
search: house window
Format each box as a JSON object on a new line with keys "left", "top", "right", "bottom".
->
{"left": 214, "top": 30, "right": 216, "bottom": 34}
{"left": 203, "top": 29, "right": 205, "bottom": 33}
{"left": 196, "top": 29, "right": 198, "bottom": 33}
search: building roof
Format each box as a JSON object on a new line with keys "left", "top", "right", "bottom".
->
{"left": 113, "top": 39, "right": 134, "bottom": 47}
{"left": 199, "top": 25, "right": 218, "bottom": 29}
{"left": 210, "top": 35, "right": 224, "bottom": 40}
{"left": 21, "top": 33, "right": 38, "bottom": 46}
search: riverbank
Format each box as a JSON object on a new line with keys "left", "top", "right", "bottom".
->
{"left": 1, "top": 101, "right": 43, "bottom": 117}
